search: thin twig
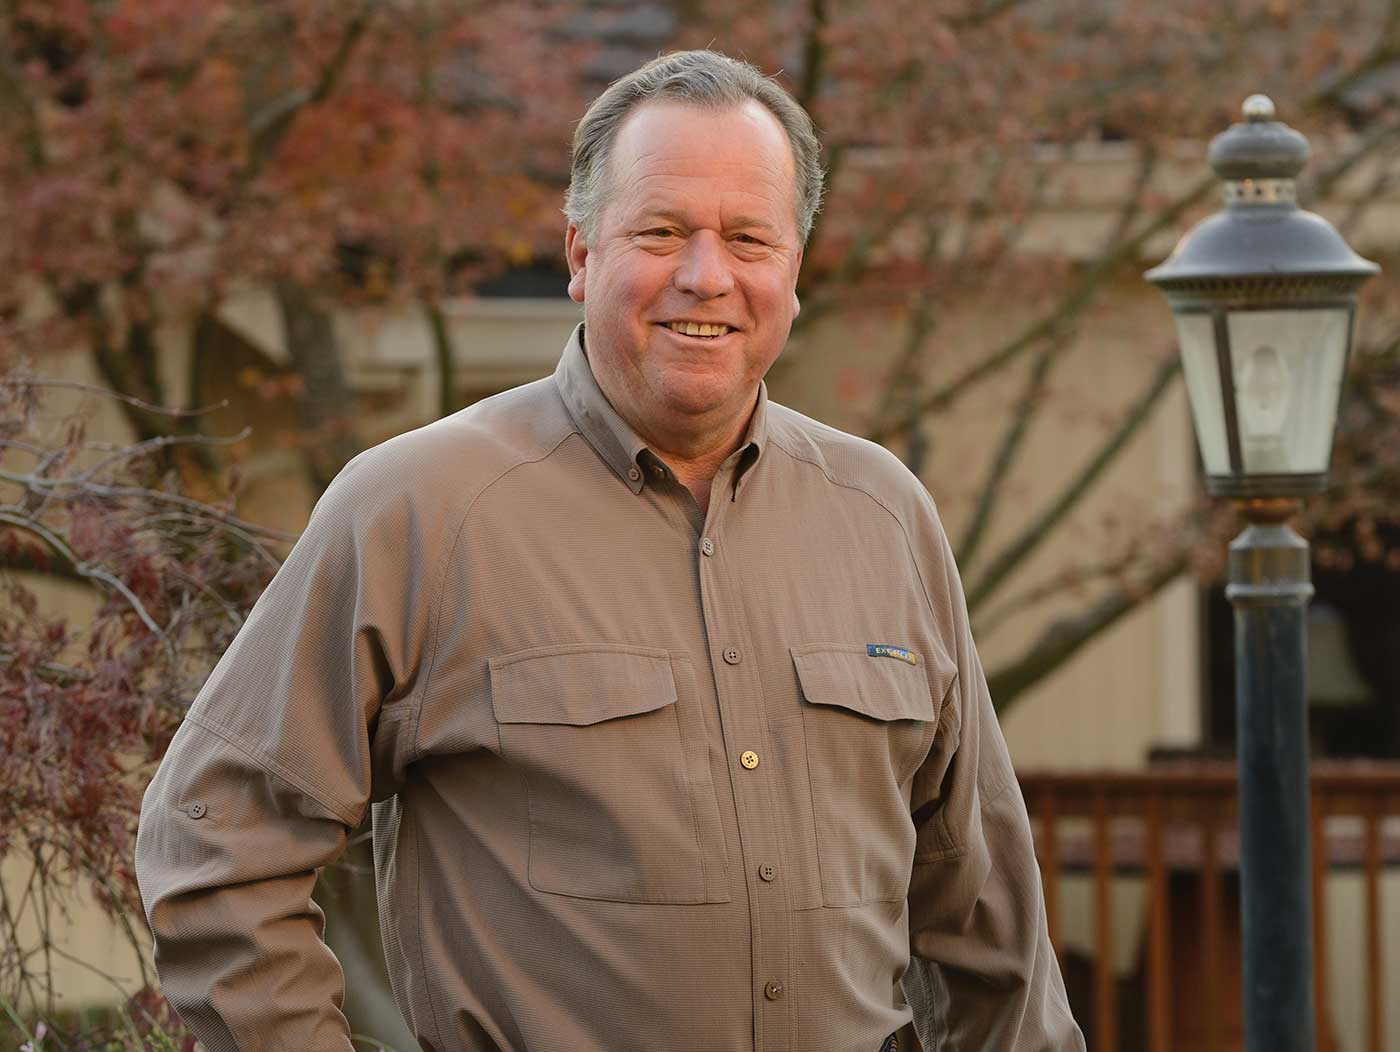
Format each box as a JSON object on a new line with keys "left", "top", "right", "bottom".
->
{"left": 866, "top": 171, "right": 1213, "bottom": 443}
{"left": 955, "top": 330, "right": 1073, "bottom": 567}
{"left": 963, "top": 353, "right": 1181, "bottom": 612}
{"left": 868, "top": 104, "right": 1400, "bottom": 446}
{"left": 72, "top": 427, "right": 253, "bottom": 483}
{"left": 0, "top": 379, "right": 228, "bottom": 418}
{"left": 976, "top": 546, "right": 1142, "bottom": 635}
{"left": 986, "top": 548, "right": 1190, "bottom": 711}
{"left": 0, "top": 511, "right": 169, "bottom": 645}
{"left": 0, "top": 473, "right": 296, "bottom": 543}
{"left": 947, "top": 0, "right": 1032, "bottom": 28}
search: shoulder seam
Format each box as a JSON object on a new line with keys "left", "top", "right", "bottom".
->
{"left": 770, "top": 440, "right": 948, "bottom": 654}
{"left": 408, "top": 426, "right": 580, "bottom": 762}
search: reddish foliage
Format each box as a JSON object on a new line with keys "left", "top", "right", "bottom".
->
{"left": 0, "top": 369, "right": 283, "bottom": 1008}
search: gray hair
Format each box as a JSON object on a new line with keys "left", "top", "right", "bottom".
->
{"left": 564, "top": 50, "right": 825, "bottom": 245}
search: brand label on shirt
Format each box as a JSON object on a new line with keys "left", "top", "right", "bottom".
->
{"left": 866, "top": 644, "right": 917, "bottom": 666}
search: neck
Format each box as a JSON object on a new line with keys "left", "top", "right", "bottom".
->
{"left": 637, "top": 409, "right": 752, "bottom": 516}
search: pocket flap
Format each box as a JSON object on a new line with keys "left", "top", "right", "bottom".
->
{"left": 489, "top": 645, "right": 677, "bottom": 726}
{"left": 791, "top": 644, "right": 945, "bottom": 722}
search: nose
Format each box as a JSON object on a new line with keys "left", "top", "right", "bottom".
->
{"left": 672, "top": 231, "right": 735, "bottom": 299}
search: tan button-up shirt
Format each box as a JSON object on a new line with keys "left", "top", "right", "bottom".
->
{"left": 135, "top": 325, "right": 1082, "bottom": 1052}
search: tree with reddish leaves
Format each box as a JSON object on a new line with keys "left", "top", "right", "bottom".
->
{"left": 4, "top": 0, "right": 1400, "bottom": 1045}
{"left": 1, "top": 375, "right": 283, "bottom": 1048}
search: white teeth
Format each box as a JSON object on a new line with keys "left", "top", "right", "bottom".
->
{"left": 666, "top": 321, "right": 731, "bottom": 337}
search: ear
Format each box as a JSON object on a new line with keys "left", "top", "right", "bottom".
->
{"left": 565, "top": 224, "right": 588, "bottom": 304}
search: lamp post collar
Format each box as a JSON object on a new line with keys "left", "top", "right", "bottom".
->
{"left": 1208, "top": 94, "right": 1310, "bottom": 206}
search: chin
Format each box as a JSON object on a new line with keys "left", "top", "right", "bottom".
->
{"left": 658, "top": 378, "right": 736, "bottom": 415}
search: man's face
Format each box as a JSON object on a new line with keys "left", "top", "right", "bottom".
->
{"left": 565, "top": 99, "right": 804, "bottom": 447}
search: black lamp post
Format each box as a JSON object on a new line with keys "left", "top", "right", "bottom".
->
{"left": 1146, "top": 96, "right": 1379, "bottom": 1052}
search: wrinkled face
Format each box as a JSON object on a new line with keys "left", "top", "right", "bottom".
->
{"left": 565, "top": 99, "right": 803, "bottom": 447}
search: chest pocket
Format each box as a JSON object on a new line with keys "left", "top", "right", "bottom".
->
{"left": 790, "top": 643, "right": 949, "bottom": 907}
{"left": 489, "top": 644, "right": 728, "bottom": 905}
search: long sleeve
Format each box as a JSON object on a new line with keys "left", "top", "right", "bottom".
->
{"left": 134, "top": 443, "right": 447, "bottom": 1052}
{"left": 903, "top": 501, "right": 1085, "bottom": 1051}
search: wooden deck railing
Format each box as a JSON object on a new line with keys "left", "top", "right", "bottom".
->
{"left": 1018, "top": 761, "right": 1400, "bottom": 1052}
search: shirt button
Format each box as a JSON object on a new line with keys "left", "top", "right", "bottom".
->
{"left": 701, "top": 537, "right": 715, "bottom": 557}
{"left": 722, "top": 647, "right": 741, "bottom": 664}
{"left": 627, "top": 466, "right": 641, "bottom": 482}
{"left": 759, "top": 863, "right": 777, "bottom": 882}
{"left": 764, "top": 980, "right": 785, "bottom": 1001}
{"left": 740, "top": 750, "right": 760, "bottom": 770}
{"left": 188, "top": 802, "right": 207, "bottom": 819}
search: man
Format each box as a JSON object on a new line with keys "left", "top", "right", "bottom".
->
{"left": 135, "top": 50, "right": 1084, "bottom": 1052}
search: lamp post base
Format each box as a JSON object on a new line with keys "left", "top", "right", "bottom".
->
{"left": 1225, "top": 509, "right": 1316, "bottom": 1052}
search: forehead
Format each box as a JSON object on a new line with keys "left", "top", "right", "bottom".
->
{"left": 604, "top": 99, "right": 798, "bottom": 226}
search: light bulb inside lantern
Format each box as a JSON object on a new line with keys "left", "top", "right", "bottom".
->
{"left": 1237, "top": 343, "right": 1291, "bottom": 472}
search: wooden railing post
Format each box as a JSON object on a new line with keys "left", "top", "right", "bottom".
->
{"left": 1016, "top": 763, "right": 1400, "bottom": 1052}
{"left": 1145, "top": 794, "right": 1170, "bottom": 1052}
{"left": 1364, "top": 805, "right": 1384, "bottom": 1052}
{"left": 1092, "top": 791, "right": 1116, "bottom": 1052}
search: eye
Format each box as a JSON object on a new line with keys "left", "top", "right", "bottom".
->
{"left": 734, "top": 233, "right": 765, "bottom": 245}
{"left": 641, "top": 228, "right": 677, "bottom": 238}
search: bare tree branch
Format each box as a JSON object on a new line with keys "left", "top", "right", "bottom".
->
{"left": 870, "top": 102, "right": 1400, "bottom": 447}
{"left": 72, "top": 429, "right": 251, "bottom": 483}
{"left": 0, "top": 379, "right": 229, "bottom": 417}
{"left": 866, "top": 171, "right": 1214, "bottom": 443}
{"left": 964, "top": 352, "right": 1181, "bottom": 613}
{"left": 0, "top": 510, "right": 167, "bottom": 643}
{"left": 955, "top": 330, "right": 1072, "bottom": 567}
{"left": 0, "top": 469, "right": 295, "bottom": 549}
{"left": 0, "top": 51, "right": 45, "bottom": 167}
{"left": 274, "top": 281, "right": 364, "bottom": 495}
{"left": 986, "top": 547, "right": 1189, "bottom": 711}
{"left": 1307, "top": 8, "right": 1400, "bottom": 116}
{"left": 947, "top": 0, "right": 1034, "bottom": 29}
{"left": 795, "top": 0, "right": 829, "bottom": 115}
{"left": 425, "top": 299, "right": 458, "bottom": 420}
{"left": 873, "top": 213, "right": 948, "bottom": 425}
{"left": 1100, "top": 143, "right": 1159, "bottom": 254}
{"left": 240, "top": 0, "right": 378, "bottom": 187}
{"left": 976, "top": 545, "right": 1143, "bottom": 635}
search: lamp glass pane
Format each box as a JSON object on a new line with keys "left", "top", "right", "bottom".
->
{"left": 1173, "top": 312, "right": 1231, "bottom": 474}
{"left": 1226, "top": 308, "right": 1350, "bottom": 475}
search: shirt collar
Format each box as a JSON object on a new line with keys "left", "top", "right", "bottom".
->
{"left": 553, "top": 323, "right": 769, "bottom": 495}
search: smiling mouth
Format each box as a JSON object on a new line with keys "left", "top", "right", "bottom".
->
{"left": 661, "top": 321, "right": 734, "bottom": 338}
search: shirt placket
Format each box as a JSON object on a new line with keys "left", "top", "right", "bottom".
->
{"left": 697, "top": 459, "right": 792, "bottom": 1052}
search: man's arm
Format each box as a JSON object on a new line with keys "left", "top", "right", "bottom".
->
{"left": 135, "top": 446, "right": 442, "bottom": 1052}
{"left": 903, "top": 499, "right": 1085, "bottom": 1052}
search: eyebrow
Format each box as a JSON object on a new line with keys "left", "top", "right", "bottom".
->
{"left": 636, "top": 208, "right": 780, "bottom": 234}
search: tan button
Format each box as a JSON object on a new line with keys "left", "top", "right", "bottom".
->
{"left": 188, "top": 802, "right": 207, "bottom": 819}
{"left": 701, "top": 537, "right": 715, "bottom": 556}
{"left": 764, "top": 980, "right": 784, "bottom": 1001}
{"left": 758, "top": 863, "right": 776, "bottom": 882}
{"left": 740, "top": 750, "right": 759, "bottom": 770}
{"left": 722, "top": 647, "right": 741, "bottom": 665}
